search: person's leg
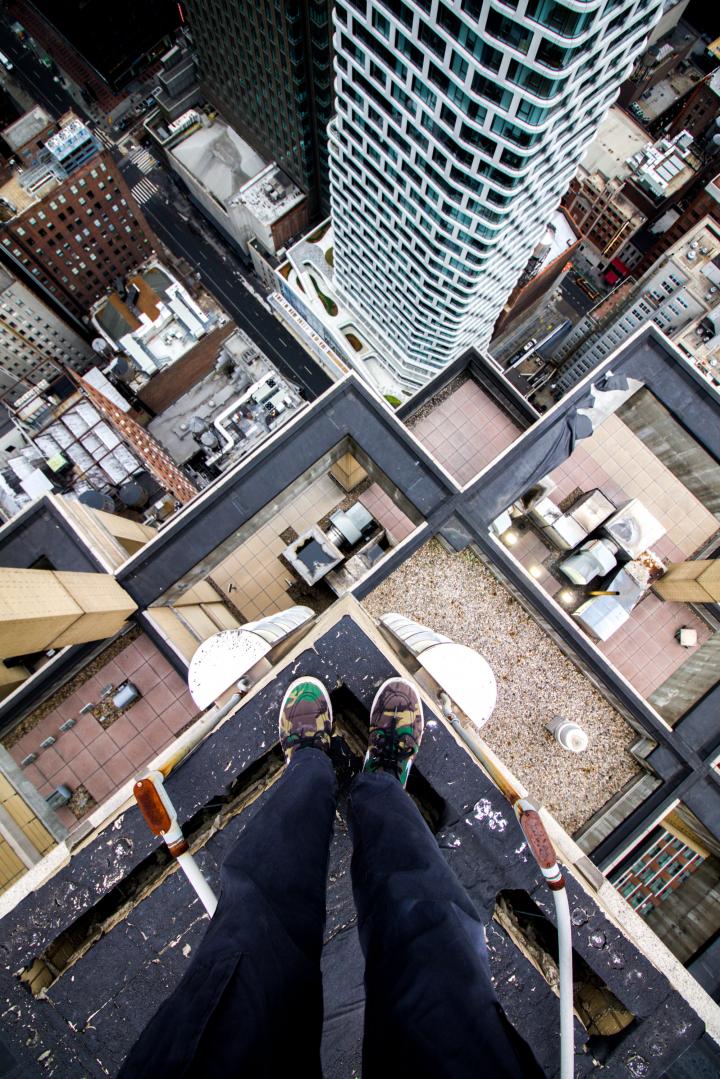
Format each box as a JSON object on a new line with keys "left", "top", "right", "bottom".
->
{"left": 119, "top": 678, "right": 337, "bottom": 1079}
{"left": 350, "top": 678, "right": 541, "bottom": 1079}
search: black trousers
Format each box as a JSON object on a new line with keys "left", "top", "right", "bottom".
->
{"left": 119, "top": 749, "right": 541, "bottom": 1078}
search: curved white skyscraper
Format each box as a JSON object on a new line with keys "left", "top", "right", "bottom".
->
{"left": 329, "top": 0, "right": 663, "bottom": 389}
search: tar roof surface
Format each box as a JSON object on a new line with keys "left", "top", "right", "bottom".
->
{"left": 0, "top": 610, "right": 701, "bottom": 1077}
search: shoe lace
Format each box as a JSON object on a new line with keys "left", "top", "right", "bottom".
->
{"left": 285, "top": 730, "right": 327, "bottom": 752}
{"left": 367, "top": 721, "right": 418, "bottom": 779}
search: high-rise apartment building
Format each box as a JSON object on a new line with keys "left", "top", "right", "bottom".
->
{"left": 0, "top": 265, "right": 92, "bottom": 403}
{"left": 329, "top": 0, "right": 664, "bottom": 388}
{"left": 183, "top": 0, "right": 334, "bottom": 214}
{"left": 0, "top": 113, "right": 155, "bottom": 324}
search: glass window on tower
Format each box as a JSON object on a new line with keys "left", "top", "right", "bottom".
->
{"left": 536, "top": 37, "right": 576, "bottom": 68}
{"left": 419, "top": 20, "right": 446, "bottom": 58}
{"left": 525, "top": 0, "right": 590, "bottom": 37}
{"left": 485, "top": 9, "right": 532, "bottom": 52}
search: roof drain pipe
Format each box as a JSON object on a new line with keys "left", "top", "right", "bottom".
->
{"left": 134, "top": 769, "right": 218, "bottom": 917}
{"left": 438, "top": 691, "right": 574, "bottom": 1079}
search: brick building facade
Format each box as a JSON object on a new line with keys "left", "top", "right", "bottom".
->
{"left": 0, "top": 151, "right": 154, "bottom": 322}
{"left": 80, "top": 377, "right": 199, "bottom": 504}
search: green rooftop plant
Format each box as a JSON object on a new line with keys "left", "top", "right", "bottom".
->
{"left": 310, "top": 275, "right": 338, "bottom": 316}
{"left": 307, "top": 223, "right": 330, "bottom": 243}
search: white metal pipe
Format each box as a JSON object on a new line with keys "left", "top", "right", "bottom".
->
{"left": 177, "top": 851, "right": 218, "bottom": 917}
{"left": 443, "top": 700, "right": 575, "bottom": 1077}
{"left": 159, "top": 692, "right": 242, "bottom": 775}
{"left": 134, "top": 771, "right": 219, "bottom": 918}
{"left": 553, "top": 885, "right": 575, "bottom": 1079}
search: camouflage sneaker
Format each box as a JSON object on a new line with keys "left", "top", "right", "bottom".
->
{"left": 279, "top": 677, "right": 333, "bottom": 762}
{"left": 363, "top": 677, "right": 423, "bottom": 788}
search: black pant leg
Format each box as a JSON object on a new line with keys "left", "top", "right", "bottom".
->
{"left": 348, "top": 771, "right": 542, "bottom": 1079}
{"left": 119, "top": 748, "right": 337, "bottom": 1079}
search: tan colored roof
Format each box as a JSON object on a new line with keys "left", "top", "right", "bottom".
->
{"left": 107, "top": 292, "right": 141, "bottom": 332}
{"left": 127, "top": 274, "right": 161, "bottom": 321}
{"left": 0, "top": 175, "right": 39, "bottom": 216}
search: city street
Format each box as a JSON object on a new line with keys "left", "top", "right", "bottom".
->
{"left": 0, "top": 18, "right": 83, "bottom": 119}
{"left": 559, "top": 271, "right": 599, "bottom": 316}
{"left": 119, "top": 156, "right": 332, "bottom": 400}
{"left": 490, "top": 294, "right": 575, "bottom": 365}
{"left": 490, "top": 266, "right": 603, "bottom": 365}
{"left": 0, "top": 10, "right": 332, "bottom": 401}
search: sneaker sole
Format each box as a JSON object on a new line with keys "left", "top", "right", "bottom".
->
{"left": 279, "top": 676, "right": 333, "bottom": 738}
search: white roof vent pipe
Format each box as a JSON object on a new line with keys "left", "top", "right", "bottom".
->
{"left": 188, "top": 606, "right": 314, "bottom": 708}
{"left": 546, "top": 714, "right": 589, "bottom": 753}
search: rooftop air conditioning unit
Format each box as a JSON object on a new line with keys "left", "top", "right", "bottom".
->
{"left": 326, "top": 502, "right": 375, "bottom": 550}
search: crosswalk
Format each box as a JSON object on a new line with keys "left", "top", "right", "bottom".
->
{"left": 96, "top": 129, "right": 115, "bottom": 149}
{"left": 128, "top": 147, "right": 157, "bottom": 174}
{"left": 131, "top": 178, "right": 159, "bottom": 205}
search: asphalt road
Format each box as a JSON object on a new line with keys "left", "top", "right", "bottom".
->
{"left": 0, "top": 19, "right": 82, "bottom": 119}
{"left": 121, "top": 158, "right": 332, "bottom": 400}
{"left": 559, "top": 273, "right": 598, "bottom": 317}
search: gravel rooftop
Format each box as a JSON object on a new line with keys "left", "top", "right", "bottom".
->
{"left": 362, "top": 539, "right": 640, "bottom": 835}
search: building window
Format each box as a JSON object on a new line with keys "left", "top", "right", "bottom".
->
{"left": 412, "top": 75, "right": 436, "bottom": 109}
{"left": 471, "top": 71, "right": 511, "bottom": 109}
{"left": 485, "top": 9, "right": 531, "bottom": 53}
{"left": 372, "top": 8, "right": 390, "bottom": 37}
{"left": 536, "top": 37, "right": 574, "bottom": 69}
{"left": 396, "top": 31, "right": 422, "bottom": 68}
{"left": 378, "top": 0, "right": 412, "bottom": 28}
{"left": 419, "top": 20, "right": 445, "bottom": 58}
{"left": 450, "top": 51, "right": 468, "bottom": 80}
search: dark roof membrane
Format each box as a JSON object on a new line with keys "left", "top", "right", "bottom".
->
{"left": 0, "top": 613, "right": 705, "bottom": 1077}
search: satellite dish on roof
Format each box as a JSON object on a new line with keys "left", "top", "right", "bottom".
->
{"left": 92, "top": 337, "right": 111, "bottom": 354}
{"left": 119, "top": 480, "right": 149, "bottom": 508}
